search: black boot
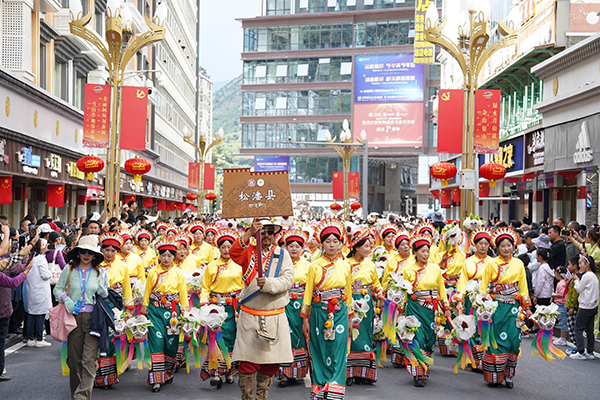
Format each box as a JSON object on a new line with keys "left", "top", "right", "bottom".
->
{"left": 414, "top": 379, "right": 425, "bottom": 387}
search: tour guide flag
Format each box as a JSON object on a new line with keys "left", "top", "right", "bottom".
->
{"left": 204, "top": 163, "right": 215, "bottom": 190}
{"left": 222, "top": 168, "right": 293, "bottom": 219}
{"left": 83, "top": 84, "right": 111, "bottom": 148}
{"left": 120, "top": 86, "right": 148, "bottom": 150}
{"left": 0, "top": 176, "right": 12, "bottom": 204}
{"left": 332, "top": 172, "right": 343, "bottom": 200}
{"left": 437, "top": 89, "right": 464, "bottom": 154}
{"left": 474, "top": 90, "right": 501, "bottom": 154}
{"left": 188, "top": 162, "right": 200, "bottom": 190}
{"left": 48, "top": 184, "right": 65, "bottom": 207}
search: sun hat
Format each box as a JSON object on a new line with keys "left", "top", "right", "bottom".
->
{"left": 66, "top": 234, "right": 104, "bottom": 264}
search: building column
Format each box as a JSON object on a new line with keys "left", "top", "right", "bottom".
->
{"left": 532, "top": 190, "right": 544, "bottom": 225}
{"left": 500, "top": 199, "right": 509, "bottom": 222}
{"left": 577, "top": 171, "right": 587, "bottom": 224}
{"left": 552, "top": 175, "right": 563, "bottom": 223}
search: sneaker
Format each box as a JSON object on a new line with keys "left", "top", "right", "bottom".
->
{"left": 585, "top": 352, "right": 596, "bottom": 360}
{"left": 570, "top": 352, "right": 587, "bottom": 360}
{"left": 553, "top": 338, "right": 567, "bottom": 346}
{"left": 35, "top": 340, "right": 52, "bottom": 348}
{"left": 0, "top": 373, "right": 11, "bottom": 381}
{"left": 569, "top": 348, "right": 579, "bottom": 354}
{"left": 26, "top": 340, "right": 36, "bottom": 347}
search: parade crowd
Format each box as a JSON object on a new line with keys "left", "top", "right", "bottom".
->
{"left": 0, "top": 204, "right": 599, "bottom": 400}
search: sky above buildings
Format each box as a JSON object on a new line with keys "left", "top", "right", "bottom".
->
{"left": 199, "top": 0, "right": 261, "bottom": 85}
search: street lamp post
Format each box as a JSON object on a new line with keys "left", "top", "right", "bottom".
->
{"left": 69, "top": 0, "right": 168, "bottom": 218}
{"left": 183, "top": 126, "right": 224, "bottom": 218}
{"left": 424, "top": 1, "right": 517, "bottom": 222}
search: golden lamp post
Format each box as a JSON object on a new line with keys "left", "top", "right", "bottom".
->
{"left": 183, "top": 125, "right": 224, "bottom": 218}
{"left": 69, "top": 0, "right": 168, "bottom": 217}
{"left": 423, "top": 0, "right": 518, "bottom": 221}
{"left": 324, "top": 119, "right": 367, "bottom": 221}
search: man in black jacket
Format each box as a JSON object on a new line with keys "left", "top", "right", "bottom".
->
{"left": 548, "top": 225, "right": 566, "bottom": 269}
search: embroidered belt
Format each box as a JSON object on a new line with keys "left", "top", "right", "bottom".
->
{"left": 149, "top": 292, "right": 179, "bottom": 308}
{"left": 352, "top": 284, "right": 373, "bottom": 295}
{"left": 313, "top": 288, "right": 345, "bottom": 302}
{"left": 489, "top": 282, "right": 519, "bottom": 304}
{"left": 289, "top": 283, "right": 305, "bottom": 300}
{"left": 240, "top": 304, "right": 285, "bottom": 316}
{"left": 445, "top": 274, "right": 460, "bottom": 287}
{"left": 411, "top": 289, "right": 439, "bottom": 310}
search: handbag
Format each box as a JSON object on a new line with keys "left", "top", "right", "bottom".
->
{"left": 48, "top": 250, "right": 61, "bottom": 286}
{"left": 49, "top": 267, "right": 77, "bottom": 342}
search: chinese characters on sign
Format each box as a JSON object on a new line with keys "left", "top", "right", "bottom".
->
{"left": 353, "top": 103, "right": 423, "bottom": 147}
{"left": 474, "top": 90, "right": 501, "bottom": 154}
{"left": 83, "top": 84, "right": 111, "bottom": 148}
{"left": 348, "top": 172, "right": 359, "bottom": 199}
{"left": 494, "top": 143, "right": 515, "bottom": 169}
{"left": 526, "top": 130, "right": 545, "bottom": 168}
{"left": 188, "top": 162, "right": 200, "bottom": 190}
{"left": 413, "top": 0, "right": 436, "bottom": 64}
{"left": 222, "top": 168, "right": 293, "bottom": 219}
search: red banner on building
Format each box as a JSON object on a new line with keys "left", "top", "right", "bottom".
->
{"left": 124, "top": 195, "right": 136, "bottom": 205}
{"left": 203, "top": 163, "right": 215, "bottom": 190}
{"left": 479, "top": 182, "right": 490, "bottom": 198}
{"left": 120, "top": 87, "right": 148, "bottom": 150}
{"left": 349, "top": 172, "right": 359, "bottom": 199}
{"left": 157, "top": 200, "right": 166, "bottom": 211}
{"left": 0, "top": 176, "right": 12, "bottom": 205}
{"left": 332, "top": 172, "right": 343, "bottom": 200}
{"left": 143, "top": 197, "right": 154, "bottom": 208}
{"left": 474, "top": 90, "right": 501, "bottom": 154}
{"left": 167, "top": 201, "right": 175, "bottom": 211}
{"left": 48, "top": 184, "right": 65, "bottom": 207}
{"left": 83, "top": 84, "right": 111, "bottom": 148}
{"left": 440, "top": 188, "right": 452, "bottom": 209}
{"left": 189, "top": 162, "right": 200, "bottom": 190}
{"left": 452, "top": 187, "right": 461, "bottom": 204}
{"left": 437, "top": 89, "right": 464, "bottom": 153}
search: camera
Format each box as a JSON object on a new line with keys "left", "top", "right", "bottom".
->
{"left": 28, "top": 224, "right": 37, "bottom": 237}
{"left": 561, "top": 229, "right": 571, "bottom": 236}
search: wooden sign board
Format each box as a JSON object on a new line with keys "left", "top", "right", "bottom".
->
{"left": 222, "top": 168, "right": 293, "bottom": 219}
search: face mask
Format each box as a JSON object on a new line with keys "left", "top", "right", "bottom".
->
{"left": 56, "top": 244, "right": 66, "bottom": 251}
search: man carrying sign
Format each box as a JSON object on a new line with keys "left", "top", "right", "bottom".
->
{"left": 230, "top": 217, "right": 294, "bottom": 400}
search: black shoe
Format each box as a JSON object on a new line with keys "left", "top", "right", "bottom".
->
{"left": 151, "top": 384, "right": 161, "bottom": 393}
{"left": 505, "top": 380, "right": 514, "bottom": 389}
{"left": 414, "top": 379, "right": 425, "bottom": 387}
{"left": 487, "top": 382, "right": 502, "bottom": 387}
{"left": 165, "top": 378, "right": 173, "bottom": 385}
{"left": 210, "top": 377, "right": 223, "bottom": 389}
{"left": 101, "top": 385, "right": 112, "bottom": 390}
{"left": 279, "top": 377, "right": 289, "bottom": 387}
{"left": 0, "top": 374, "right": 11, "bottom": 382}
{"left": 226, "top": 376, "right": 235, "bottom": 384}
{"left": 346, "top": 377, "right": 354, "bottom": 386}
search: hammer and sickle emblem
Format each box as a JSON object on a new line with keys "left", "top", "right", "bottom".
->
{"left": 441, "top": 92, "right": 451, "bottom": 101}
{"left": 136, "top": 90, "right": 146, "bottom": 99}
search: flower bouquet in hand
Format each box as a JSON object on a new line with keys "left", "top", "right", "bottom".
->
{"left": 473, "top": 293, "right": 498, "bottom": 351}
{"left": 446, "top": 314, "right": 477, "bottom": 373}
{"left": 120, "top": 315, "right": 154, "bottom": 372}
{"left": 351, "top": 299, "right": 370, "bottom": 340}
{"left": 394, "top": 316, "right": 433, "bottom": 369}
{"left": 530, "top": 304, "right": 566, "bottom": 362}
{"left": 199, "top": 304, "right": 231, "bottom": 370}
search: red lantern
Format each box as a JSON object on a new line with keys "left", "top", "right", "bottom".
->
{"left": 350, "top": 202, "right": 362, "bottom": 211}
{"left": 186, "top": 193, "right": 198, "bottom": 201}
{"left": 479, "top": 162, "right": 506, "bottom": 187}
{"left": 77, "top": 155, "right": 104, "bottom": 180}
{"left": 330, "top": 203, "right": 342, "bottom": 211}
{"left": 430, "top": 162, "right": 457, "bottom": 187}
{"left": 205, "top": 192, "right": 217, "bottom": 201}
{"left": 124, "top": 157, "right": 151, "bottom": 183}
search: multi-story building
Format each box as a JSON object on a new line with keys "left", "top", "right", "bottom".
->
{"left": 198, "top": 66, "right": 213, "bottom": 136}
{"left": 239, "top": 0, "right": 442, "bottom": 215}
{"left": 0, "top": 0, "right": 198, "bottom": 222}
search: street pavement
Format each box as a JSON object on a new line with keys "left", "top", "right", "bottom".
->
{"left": 2, "top": 335, "right": 598, "bottom": 399}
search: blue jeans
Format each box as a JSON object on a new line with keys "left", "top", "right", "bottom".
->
{"left": 557, "top": 303, "right": 568, "bottom": 332}
{"left": 0, "top": 317, "right": 9, "bottom": 372}
{"left": 25, "top": 314, "right": 45, "bottom": 342}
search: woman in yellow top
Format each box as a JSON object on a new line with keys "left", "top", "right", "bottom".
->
{"left": 413, "top": 222, "right": 442, "bottom": 264}
{"left": 381, "top": 230, "right": 411, "bottom": 368}
{"left": 134, "top": 229, "right": 158, "bottom": 272}
{"left": 301, "top": 219, "right": 353, "bottom": 400}
{"left": 401, "top": 234, "right": 451, "bottom": 388}
{"left": 346, "top": 227, "right": 384, "bottom": 385}
{"left": 278, "top": 229, "right": 311, "bottom": 387}
{"left": 188, "top": 221, "right": 215, "bottom": 267}
{"left": 141, "top": 239, "right": 189, "bottom": 393}
{"left": 453, "top": 227, "right": 493, "bottom": 368}
{"left": 119, "top": 229, "right": 145, "bottom": 313}
{"left": 205, "top": 224, "right": 221, "bottom": 260}
{"left": 96, "top": 233, "right": 133, "bottom": 389}
{"left": 199, "top": 229, "right": 243, "bottom": 388}
{"left": 478, "top": 227, "right": 532, "bottom": 389}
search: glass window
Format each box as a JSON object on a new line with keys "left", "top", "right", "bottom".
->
{"left": 266, "top": 124, "right": 276, "bottom": 147}
{"left": 276, "top": 62, "right": 288, "bottom": 78}
{"left": 268, "top": 27, "right": 278, "bottom": 51}
{"left": 330, "top": 90, "right": 340, "bottom": 114}
{"left": 277, "top": 26, "right": 289, "bottom": 50}
{"left": 399, "top": 20, "right": 409, "bottom": 45}
{"left": 331, "top": 24, "right": 342, "bottom": 48}
{"left": 297, "top": 63, "right": 309, "bottom": 78}
{"left": 343, "top": 23, "right": 353, "bottom": 47}
{"left": 331, "top": 58, "right": 341, "bottom": 81}
{"left": 266, "top": 92, "right": 276, "bottom": 116}
{"left": 317, "top": 156, "right": 328, "bottom": 181}
{"left": 298, "top": 91, "right": 308, "bottom": 115}
{"left": 366, "top": 22, "right": 377, "bottom": 47}
{"left": 288, "top": 59, "right": 298, "bottom": 82}
{"left": 377, "top": 21, "right": 388, "bottom": 46}
{"left": 256, "top": 124, "right": 266, "bottom": 148}
{"left": 290, "top": 26, "right": 299, "bottom": 51}
{"left": 430, "top": 64, "right": 441, "bottom": 80}
{"left": 308, "top": 91, "right": 318, "bottom": 115}
{"left": 318, "top": 58, "right": 330, "bottom": 81}
{"left": 388, "top": 20, "right": 399, "bottom": 46}
{"left": 257, "top": 27, "right": 268, "bottom": 51}
{"left": 307, "top": 157, "right": 317, "bottom": 180}
{"left": 255, "top": 96, "right": 266, "bottom": 110}
{"left": 354, "top": 23, "right": 365, "bottom": 47}
{"left": 310, "top": 25, "right": 320, "bottom": 50}
{"left": 256, "top": 64, "right": 267, "bottom": 78}
{"left": 276, "top": 92, "right": 287, "bottom": 109}
{"left": 308, "top": 58, "right": 319, "bottom": 82}
{"left": 243, "top": 92, "right": 255, "bottom": 116}
{"left": 321, "top": 24, "right": 331, "bottom": 49}
{"left": 341, "top": 90, "right": 351, "bottom": 113}
{"left": 288, "top": 91, "right": 298, "bottom": 115}
{"left": 340, "top": 61, "right": 352, "bottom": 75}
{"left": 266, "top": 61, "right": 277, "bottom": 84}
{"left": 319, "top": 90, "right": 330, "bottom": 114}
{"left": 242, "top": 125, "right": 254, "bottom": 148}
{"left": 245, "top": 28, "right": 258, "bottom": 52}
{"left": 300, "top": 25, "right": 310, "bottom": 50}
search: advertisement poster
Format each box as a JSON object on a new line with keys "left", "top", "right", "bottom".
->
{"left": 413, "top": 0, "right": 436, "bottom": 64}
{"left": 188, "top": 162, "right": 200, "bottom": 190}
{"left": 254, "top": 156, "right": 290, "bottom": 172}
{"left": 354, "top": 54, "right": 424, "bottom": 103}
{"left": 83, "top": 84, "right": 111, "bottom": 148}
{"left": 353, "top": 103, "right": 423, "bottom": 147}
{"left": 473, "top": 90, "right": 501, "bottom": 154}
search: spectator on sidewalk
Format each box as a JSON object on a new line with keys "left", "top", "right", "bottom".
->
{"left": 565, "top": 221, "right": 581, "bottom": 263}
{"left": 552, "top": 266, "right": 569, "bottom": 346}
{"left": 533, "top": 248, "right": 554, "bottom": 306}
{"left": 565, "top": 256, "right": 581, "bottom": 351}
{"left": 570, "top": 255, "right": 599, "bottom": 360}
{"left": 548, "top": 225, "right": 566, "bottom": 270}
{"left": 24, "top": 239, "right": 52, "bottom": 348}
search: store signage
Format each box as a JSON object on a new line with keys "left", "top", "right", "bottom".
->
{"left": 526, "top": 130, "right": 545, "bottom": 167}
{"left": 494, "top": 143, "right": 515, "bottom": 169}
{"left": 353, "top": 102, "right": 423, "bottom": 147}
{"left": 413, "top": 0, "right": 435, "bottom": 64}
{"left": 67, "top": 161, "right": 85, "bottom": 180}
{"left": 45, "top": 154, "right": 62, "bottom": 178}
{"left": 17, "top": 147, "right": 40, "bottom": 174}
{"left": 129, "top": 179, "right": 143, "bottom": 193}
{"left": 0, "top": 139, "right": 8, "bottom": 164}
{"left": 474, "top": 90, "right": 501, "bottom": 154}
{"left": 574, "top": 121, "right": 593, "bottom": 164}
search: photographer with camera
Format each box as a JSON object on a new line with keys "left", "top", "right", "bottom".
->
{"left": 568, "top": 228, "right": 600, "bottom": 263}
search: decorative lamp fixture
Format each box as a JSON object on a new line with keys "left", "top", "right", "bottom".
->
{"left": 430, "top": 162, "right": 458, "bottom": 186}
{"left": 330, "top": 203, "right": 342, "bottom": 211}
{"left": 479, "top": 163, "right": 506, "bottom": 187}
{"left": 350, "top": 202, "right": 362, "bottom": 211}
{"left": 77, "top": 155, "right": 104, "bottom": 180}
{"left": 186, "top": 193, "right": 198, "bottom": 201}
{"left": 205, "top": 192, "right": 217, "bottom": 201}
{"left": 124, "top": 157, "right": 151, "bottom": 183}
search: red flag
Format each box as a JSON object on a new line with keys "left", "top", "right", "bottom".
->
{"left": 437, "top": 89, "right": 464, "bottom": 153}
{"left": 332, "top": 172, "right": 343, "bottom": 200}
{"left": 440, "top": 188, "right": 452, "bottom": 209}
{"left": 167, "top": 201, "right": 175, "bottom": 211}
{"left": 83, "top": 84, "right": 111, "bottom": 148}
{"left": 189, "top": 163, "right": 200, "bottom": 190}
{"left": 143, "top": 198, "right": 154, "bottom": 208}
{"left": 348, "top": 172, "right": 359, "bottom": 199}
{"left": 203, "top": 163, "right": 215, "bottom": 190}
{"left": 120, "top": 86, "right": 148, "bottom": 150}
{"left": 430, "top": 190, "right": 439, "bottom": 200}
{"left": 124, "top": 195, "right": 136, "bottom": 205}
{"left": 48, "top": 184, "right": 65, "bottom": 207}
{"left": 77, "top": 195, "right": 86, "bottom": 206}
{"left": 474, "top": 90, "right": 501, "bottom": 154}
{"left": 479, "top": 182, "right": 490, "bottom": 198}
{"left": 157, "top": 200, "right": 166, "bottom": 211}
{"left": 0, "top": 176, "right": 12, "bottom": 205}
{"left": 452, "top": 187, "right": 461, "bottom": 204}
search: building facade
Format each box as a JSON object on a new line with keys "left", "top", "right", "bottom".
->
{"left": 240, "top": 0, "right": 441, "bottom": 215}
{"left": 198, "top": 66, "right": 213, "bottom": 137}
{"left": 0, "top": 0, "right": 198, "bottom": 222}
